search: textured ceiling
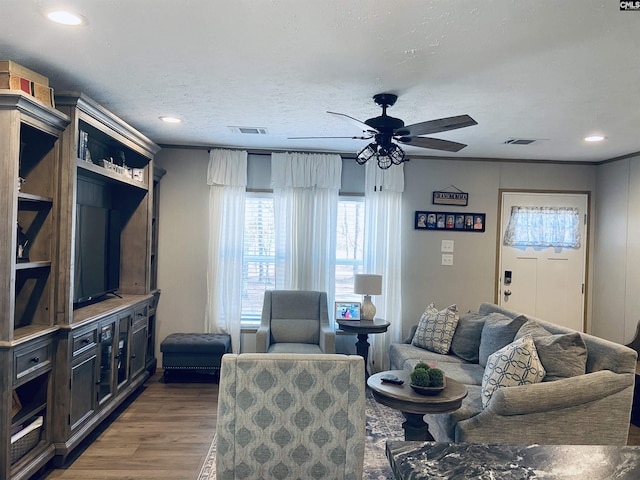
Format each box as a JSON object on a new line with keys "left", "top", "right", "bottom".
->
{"left": 1, "top": 0, "right": 638, "bottom": 162}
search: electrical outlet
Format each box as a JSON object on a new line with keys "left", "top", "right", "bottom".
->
{"left": 442, "top": 254, "right": 454, "bottom": 266}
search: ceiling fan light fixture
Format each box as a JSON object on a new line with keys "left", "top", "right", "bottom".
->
{"left": 356, "top": 141, "right": 407, "bottom": 169}
{"left": 388, "top": 143, "right": 406, "bottom": 165}
{"left": 356, "top": 143, "right": 378, "bottom": 165}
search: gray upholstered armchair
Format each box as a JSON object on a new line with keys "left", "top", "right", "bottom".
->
{"left": 216, "top": 353, "right": 366, "bottom": 479}
{"left": 256, "top": 290, "right": 336, "bottom": 354}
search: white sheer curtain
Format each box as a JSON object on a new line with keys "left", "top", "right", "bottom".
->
{"left": 205, "top": 149, "right": 247, "bottom": 354}
{"left": 271, "top": 152, "right": 342, "bottom": 324}
{"left": 364, "top": 162, "right": 404, "bottom": 372}
{"left": 503, "top": 206, "right": 581, "bottom": 248}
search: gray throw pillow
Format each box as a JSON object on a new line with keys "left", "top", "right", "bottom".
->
{"left": 515, "top": 320, "right": 587, "bottom": 382}
{"left": 478, "top": 313, "right": 528, "bottom": 367}
{"left": 450, "top": 312, "right": 487, "bottom": 363}
{"left": 514, "top": 320, "right": 550, "bottom": 340}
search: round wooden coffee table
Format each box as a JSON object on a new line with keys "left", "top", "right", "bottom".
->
{"left": 367, "top": 369, "right": 468, "bottom": 441}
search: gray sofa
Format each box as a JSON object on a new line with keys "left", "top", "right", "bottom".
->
{"left": 389, "top": 302, "right": 638, "bottom": 445}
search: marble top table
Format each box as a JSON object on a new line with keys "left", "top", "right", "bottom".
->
{"left": 386, "top": 441, "right": 640, "bottom": 480}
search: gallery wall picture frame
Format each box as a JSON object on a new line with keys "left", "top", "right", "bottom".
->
{"left": 415, "top": 211, "right": 485, "bottom": 232}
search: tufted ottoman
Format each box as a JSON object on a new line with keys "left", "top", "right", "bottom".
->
{"left": 160, "top": 333, "right": 231, "bottom": 383}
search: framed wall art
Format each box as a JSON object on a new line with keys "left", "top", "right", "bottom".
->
{"left": 415, "top": 211, "right": 485, "bottom": 232}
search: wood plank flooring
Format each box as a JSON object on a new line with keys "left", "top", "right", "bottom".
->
{"left": 34, "top": 370, "right": 640, "bottom": 479}
{"left": 35, "top": 371, "right": 218, "bottom": 480}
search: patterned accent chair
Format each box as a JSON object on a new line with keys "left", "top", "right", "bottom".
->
{"left": 216, "top": 353, "right": 366, "bottom": 480}
{"left": 256, "top": 290, "right": 336, "bottom": 354}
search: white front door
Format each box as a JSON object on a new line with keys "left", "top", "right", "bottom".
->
{"left": 497, "top": 191, "right": 588, "bottom": 331}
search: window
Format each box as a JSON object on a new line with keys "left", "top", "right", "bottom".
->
{"left": 241, "top": 193, "right": 275, "bottom": 324}
{"left": 240, "top": 193, "right": 364, "bottom": 325}
{"left": 335, "top": 197, "right": 365, "bottom": 301}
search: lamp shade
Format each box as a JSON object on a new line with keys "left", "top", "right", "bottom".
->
{"left": 354, "top": 274, "right": 382, "bottom": 295}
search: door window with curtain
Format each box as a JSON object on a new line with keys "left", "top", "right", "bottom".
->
{"left": 503, "top": 206, "right": 581, "bottom": 248}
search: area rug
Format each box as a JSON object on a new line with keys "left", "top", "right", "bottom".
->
{"left": 197, "top": 390, "right": 405, "bottom": 479}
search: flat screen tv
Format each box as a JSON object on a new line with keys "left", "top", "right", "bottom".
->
{"left": 73, "top": 204, "right": 121, "bottom": 306}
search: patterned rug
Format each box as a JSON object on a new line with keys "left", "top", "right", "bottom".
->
{"left": 197, "top": 389, "right": 405, "bottom": 479}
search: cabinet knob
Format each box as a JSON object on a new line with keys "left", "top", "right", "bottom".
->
{"left": 83, "top": 338, "right": 90, "bottom": 344}
{"left": 31, "top": 356, "right": 40, "bottom": 363}
{"left": 131, "top": 354, "right": 136, "bottom": 359}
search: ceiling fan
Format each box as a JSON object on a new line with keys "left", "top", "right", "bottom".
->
{"left": 291, "top": 93, "right": 477, "bottom": 169}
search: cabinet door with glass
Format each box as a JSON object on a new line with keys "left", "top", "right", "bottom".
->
{"left": 97, "top": 316, "right": 117, "bottom": 406}
{"left": 116, "top": 310, "right": 131, "bottom": 392}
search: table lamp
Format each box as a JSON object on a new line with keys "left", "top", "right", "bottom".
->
{"left": 354, "top": 274, "right": 382, "bottom": 320}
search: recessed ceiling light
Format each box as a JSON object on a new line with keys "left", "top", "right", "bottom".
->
{"left": 159, "top": 116, "right": 182, "bottom": 124}
{"left": 584, "top": 134, "right": 605, "bottom": 142}
{"left": 46, "top": 10, "right": 86, "bottom": 26}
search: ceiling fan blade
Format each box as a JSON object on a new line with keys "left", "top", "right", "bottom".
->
{"left": 397, "top": 114, "right": 477, "bottom": 137}
{"left": 288, "top": 135, "right": 373, "bottom": 140}
{"left": 327, "top": 111, "right": 379, "bottom": 133}
{"left": 398, "top": 136, "right": 468, "bottom": 152}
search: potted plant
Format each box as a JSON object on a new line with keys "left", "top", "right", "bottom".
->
{"left": 409, "top": 362, "right": 446, "bottom": 395}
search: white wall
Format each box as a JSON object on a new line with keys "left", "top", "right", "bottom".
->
{"left": 154, "top": 149, "right": 210, "bottom": 355}
{"left": 401, "top": 158, "right": 596, "bottom": 339}
{"left": 154, "top": 147, "right": 602, "bottom": 356}
{"left": 593, "top": 156, "right": 640, "bottom": 344}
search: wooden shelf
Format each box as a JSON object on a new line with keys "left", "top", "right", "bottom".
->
{"left": 76, "top": 159, "right": 148, "bottom": 190}
{"left": 11, "top": 401, "right": 46, "bottom": 429}
{"left": 18, "top": 192, "right": 53, "bottom": 204}
{"left": 15, "top": 261, "right": 51, "bottom": 271}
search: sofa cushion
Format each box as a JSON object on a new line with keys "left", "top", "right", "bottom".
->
{"left": 481, "top": 335, "right": 546, "bottom": 408}
{"left": 437, "top": 362, "right": 485, "bottom": 386}
{"left": 411, "top": 303, "right": 459, "bottom": 354}
{"left": 478, "top": 313, "right": 528, "bottom": 367}
{"left": 390, "top": 343, "right": 466, "bottom": 370}
{"left": 515, "top": 320, "right": 588, "bottom": 382}
{"left": 450, "top": 312, "right": 487, "bottom": 363}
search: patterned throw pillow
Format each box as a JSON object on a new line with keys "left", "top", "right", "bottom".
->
{"left": 411, "top": 303, "right": 459, "bottom": 354}
{"left": 481, "top": 335, "right": 546, "bottom": 409}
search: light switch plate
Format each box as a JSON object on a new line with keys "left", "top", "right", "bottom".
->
{"left": 441, "top": 240, "right": 454, "bottom": 253}
{"left": 442, "top": 254, "right": 454, "bottom": 266}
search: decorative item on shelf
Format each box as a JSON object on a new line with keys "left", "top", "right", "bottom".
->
{"left": 11, "top": 391, "right": 22, "bottom": 418}
{"left": 409, "top": 362, "right": 446, "bottom": 396}
{"left": 16, "top": 223, "right": 29, "bottom": 263}
{"left": 132, "top": 168, "right": 144, "bottom": 182}
{"left": 354, "top": 274, "right": 382, "bottom": 321}
{"left": 78, "top": 130, "right": 89, "bottom": 161}
{"left": 17, "top": 176, "right": 25, "bottom": 191}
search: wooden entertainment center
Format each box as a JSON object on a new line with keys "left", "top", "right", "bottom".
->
{"left": 0, "top": 91, "right": 161, "bottom": 480}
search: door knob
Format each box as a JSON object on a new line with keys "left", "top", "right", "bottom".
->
{"left": 504, "top": 290, "right": 512, "bottom": 297}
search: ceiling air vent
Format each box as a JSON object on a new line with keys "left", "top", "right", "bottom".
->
{"left": 504, "top": 138, "right": 537, "bottom": 145}
{"left": 228, "top": 126, "right": 269, "bottom": 135}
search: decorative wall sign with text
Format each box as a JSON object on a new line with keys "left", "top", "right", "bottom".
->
{"left": 432, "top": 190, "right": 469, "bottom": 206}
{"left": 415, "top": 211, "right": 485, "bottom": 232}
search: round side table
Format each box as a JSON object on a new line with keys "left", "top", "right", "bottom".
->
{"left": 337, "top": 318, "right": 390, "bottom": 377}
{"left": 367, "top": 369, "right": 468, "bottom": 441}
